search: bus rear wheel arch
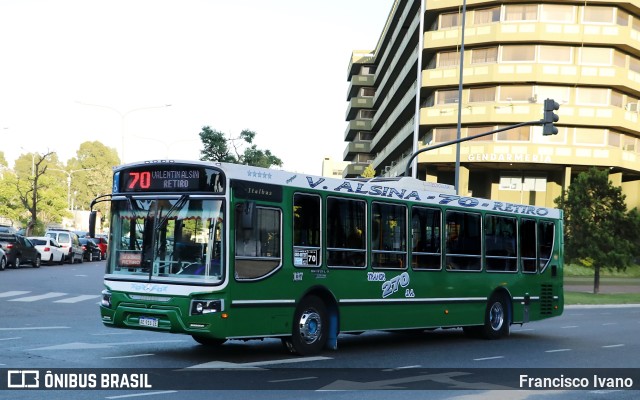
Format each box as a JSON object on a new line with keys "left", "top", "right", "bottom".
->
{"left": 283, "top": 295, "right": 329, "bottom": 356}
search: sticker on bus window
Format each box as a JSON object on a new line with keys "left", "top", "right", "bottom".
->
{"left": 294, "top": 249, "right": 319, "bottom": 267}
{"left": 119, "top": 252, "right": 143, "bottom": 267}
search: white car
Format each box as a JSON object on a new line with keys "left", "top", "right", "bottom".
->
{"left": 29, "top": 237, "right": 65, "bottom": 265}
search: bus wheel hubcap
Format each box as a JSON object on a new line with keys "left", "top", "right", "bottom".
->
{"left": 489, "top": 302, "right": 504, "bottom": 331}
{"left": 299, "top": 310, "right": 322, "bottom": 344}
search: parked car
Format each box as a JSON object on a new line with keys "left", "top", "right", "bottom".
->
{"left": 45, "top": 230, "right": 84, "bottom": 264}
{"left": 29, "top": 237, "right": 66, "bottom": 265}
{"left": 0, "top": 233, "right": 41, "bottom": 268}
{"left": 0, "top": 225, "right": 17, "bottom": 234}
{"left": 92, "top": 236, "right": 108, "bottom": 260}
{"left": 79, "top": 238, "right": 101, "bottom": 262}
{"left": 0, "top": 247, "right": 7, "bottom": 271}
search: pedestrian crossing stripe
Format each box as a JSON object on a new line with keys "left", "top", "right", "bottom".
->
{"left": 0, "top": 291, "right": 100, "bottom": 303}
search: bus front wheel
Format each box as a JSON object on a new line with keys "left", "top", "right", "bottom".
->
{"left": 283, "top": 296, "right": 328, "bottom": 356}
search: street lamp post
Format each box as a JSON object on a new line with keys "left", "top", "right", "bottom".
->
{"left": 49, "top": 168, "right": 96, "bottom": 210}
{"left": 76, "top": 102, "right": 171, "bottom": 163}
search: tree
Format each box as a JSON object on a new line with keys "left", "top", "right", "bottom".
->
{"left": 14, "top": 151, "right": 57, "bottom": 236}
{"left": 361, "top": 164, "right": 376, "bottom": 178}
{"left": 199, "top": 127, "right": 282, "bottom": 168}
{"left": 555, "top": 167, "right": 635, "bottom": 293}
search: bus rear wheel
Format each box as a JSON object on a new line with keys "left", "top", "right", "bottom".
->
{"left": 192, "top": 335, "right": 227, "bottom": 347}
{"left": 283, "top": 296, "right": 328, "bottom": 356}
{"left": 482, "top": 295, "right": 510, "bottom": 340}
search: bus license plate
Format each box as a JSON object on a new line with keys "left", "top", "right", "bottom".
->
{"left": 139, "top": 317, "right": 159, "bottom": 328}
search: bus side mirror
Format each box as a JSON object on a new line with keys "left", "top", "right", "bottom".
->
{"left": 89, "top": 211, "right": 97, "bottom": 238}
{"left": 240, "top": 201, "right": 256, "bottom": 230}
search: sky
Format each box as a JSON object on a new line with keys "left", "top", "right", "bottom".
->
{"left": 0, "top": 0, "right": 393, "bottom": 175}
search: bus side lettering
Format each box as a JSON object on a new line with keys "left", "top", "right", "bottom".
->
{"left": 382, "top": 272, "right": 410, "bottom": 298}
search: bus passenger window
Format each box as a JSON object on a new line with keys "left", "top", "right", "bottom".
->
{"left": 234, "top": 205, "right": 282, "bottom": 280}
{"left": 445, "top": 211, "right": 482, "bottom": 271}
{"left": 371, "top": 202, "right": 407, "bottom": 269}
{"left": 411, "top": 206, "right": 441, "bottom": 270}
{"left": 520, "top": 218, "right": 537, "bottom": 273}
{"left": 484, "top": 215, "right": 517, "bottom": 272}
{"left": 326, "top": 197, "right": 366, "bottom": 268}
{"left": 538, "top": 221, "right": 555, "bottom": 271}
{"left": 293, "top": 193, "right": 322, "bottom": 267}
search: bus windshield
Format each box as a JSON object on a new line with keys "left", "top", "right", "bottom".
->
{"left": 108, "top": 196, "right": 225, "bottom": 284}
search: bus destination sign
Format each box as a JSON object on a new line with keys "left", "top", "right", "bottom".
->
{"left": 118, "top": 167, "right": 224, "bottom": 193}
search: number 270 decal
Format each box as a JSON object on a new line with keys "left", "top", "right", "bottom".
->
{"left": 381, "top": 272, "right": 410, "bottom": 298}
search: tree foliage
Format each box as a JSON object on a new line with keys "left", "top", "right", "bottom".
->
{"left": 555, "top": 167, "right": 636, "bottom": 293}
{"left": 361, "top": 164, "right": 376, "bottom": 178}
{"left": 199, "top": 127, "right": 282, "bottom": 168}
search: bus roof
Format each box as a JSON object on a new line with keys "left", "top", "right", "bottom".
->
{"left": 116, "top": 160, "right": 562, "bottom": 219}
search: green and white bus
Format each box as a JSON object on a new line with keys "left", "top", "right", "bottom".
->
{"left": 95, "top": 160, "right": 563, "bottom": 355}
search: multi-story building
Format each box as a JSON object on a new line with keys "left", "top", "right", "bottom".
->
{"left": 344, "top": 0, "right": 640, "bottom": 209}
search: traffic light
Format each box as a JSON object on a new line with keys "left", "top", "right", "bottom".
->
{"left": 542, "top": 98, "right": 560, "bottom": 135}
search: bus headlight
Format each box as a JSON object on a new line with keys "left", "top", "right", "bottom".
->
{"left": 101, "top": 290, "right": 112, "bottom": 308}
{"left": 190, "top": 299, "right": 223, "bottom": 315}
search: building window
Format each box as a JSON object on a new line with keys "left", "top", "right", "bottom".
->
{"left": 583, "top": 6, "right": 614, "bottom": 24}
{"left": 468, "top": 126, "right": 495, "bottom": 141}
{"left": 499, "top": 176, "right": 522, "bottom": 191}
{"left": 438, "top": 51, "right": 460, "bottom": 68}
{"left": 435, "top": 127, "right": 457, "bottom": 143}
{"left": 611, "top": 91, "right": 623, "bottom": 108}
{"left": 497, "top": 126, "right": 530, "bottom": 142}
{"left": 469, "top": 87, "right": 496, "bottom": 103}
{"left": 617, "top": 9, "right": 629, "bottom": 26}
{"left": 623, "top": 135, "right": 636, "bottom": 151}
{"left": 633, "top": 16, "right": 640, "bottom": 32}
{"left": 541, "top": 4, "right": 575, "bottom": 22}
{"left": 500, "top": 86, "right": 534, "bottom": 102}
{"left": 537, "top": 125, "right": 567, "bottom": 144}
{"left": 504, "top": 4, "right": 538, "bottom": 21}
{"left": 539, "top": 46, "right": 572, "bottom": 63}
{"left": 440, "top": 11, "right": 461, "bottom": 29}
{"left": 471, "top": 47, "right": 498, "bottom": 64}
{"left": 580, "top": 47, "right": 612, "bottom": 66}
{"left": 630, "top": 58, "right": 640, "bottom": 74}
{"left": 358, "top": 109, "right": 375, "bottom": 119}
{"left": 360, "top": 87, "right": 375, "bottom": 97}
{"left": 357, "top": 131, "right": 374, "bottom": 141}
{"left": 574, "top": 127, "right": 606, "bottom": 146}
{"left": 360, "top": 65, "right": 376, "bottom": 75}
{"left": 474, "top": 7, "right": 500, "bottom": 24}
{"left": 614, "top": 51, "right": 626, "bottom": 68}
{"left": 537, "top": 86, "right": 570, "bottom": 104}
{"left": 501, "top": 45, "right": 535, "bottom": 62}
{"left": 437, "top": 89, "right": 460, "bottom": 105}
{"left": 575, "top": 87, "right": 609, "bottom": 106}
{"left": 608, "top": 131, "right": 621, "bottom": 148}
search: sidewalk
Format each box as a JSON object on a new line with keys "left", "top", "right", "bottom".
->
{"left": 564, "top": 277, "right": 640, "bottom": 294}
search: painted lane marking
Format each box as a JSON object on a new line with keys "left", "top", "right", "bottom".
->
{"left": 561, "top": 325, "right": 578, "bottom": 329}
{"left": 601, "top": 322, "right": 617, "bottom": 326}
{"left": 0, "top": 291, "right": 31, "bottom": 298}
{"left": 269, "top": 376, "right": 317, "bottom": 383}
{"left": 54, "top": 295, "right": 101, "bottom": 303}
{"left": 473, "top": 356, "right": 504, "bottom": 361}
{"left": 0, "top": 326, "right": 69, "bottom": 331}
{"left": 602, "top": 344, "right": 625, "bottom": 348}
{"left": 8, "top": 292, "right": 67, "bottom": 302}
{"left": 102, "top": 353, "right": 154, "bottom": 360}
{"left": 0, "top": 337, "right": 22, "bottom": 341}
{"left": 186, "top": 356, "right": 332, "bottom": 369}
{"left": 105, "top": 391, "right": 178, "bottom": 399}
{"left": 545, "top": 349, "right": 571, "bottom": 353}
{"left": 30, "top": 339, "right": 186, "bottom": 351}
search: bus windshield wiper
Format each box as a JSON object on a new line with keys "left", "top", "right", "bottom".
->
{"left": 155, "top": 195, "right": 189, "bottom": 231}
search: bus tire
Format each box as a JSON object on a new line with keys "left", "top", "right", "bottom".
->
{"left": 286, "top": 296, "right": 328, "bottom": 356}
{"left": 192, "top": 335, "right": 227, "bottom": 347}
{"left": 482, "top": 294, "right": 510, "bottom": 340}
